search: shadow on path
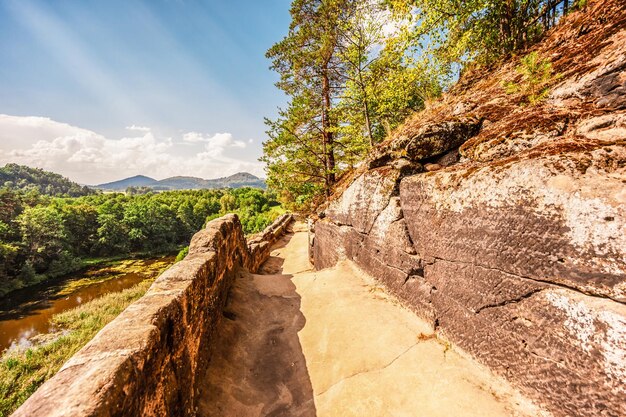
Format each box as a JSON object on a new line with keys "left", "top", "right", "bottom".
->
{"left": 197, "top": 231, "right": 316, "bottom": 417}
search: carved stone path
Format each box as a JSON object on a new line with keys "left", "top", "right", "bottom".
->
{"left": 197, "top": 223, "right": 546, "bottom": 417}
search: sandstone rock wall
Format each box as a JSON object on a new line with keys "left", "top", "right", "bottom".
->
{"left": 13, "top": 213, "right": 293, "bottom": 417}
{"left": 313, "top": 145, "right": 626, "bottom": 417}
{"left": 313, "top": 3, "right": 626, "bottom": 415}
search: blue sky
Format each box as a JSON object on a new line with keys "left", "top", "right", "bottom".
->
{"left": 0, "top": 0, "right": 291, "bottom": 184}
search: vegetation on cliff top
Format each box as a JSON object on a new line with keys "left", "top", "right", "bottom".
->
{"left": 262, "top": 0, "right": 582, "bottom": 211}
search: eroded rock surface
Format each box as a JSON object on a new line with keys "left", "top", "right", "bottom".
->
{"left": 316, "top": 144, "right": 626, "bottom": 417}
{"left": 401, "top": 143, "right": 626, "bottom": 302}
{"left": 324, "top": 167, "right": 399, "bottom": 234}
{"left": 369, "top": 117, "right": 482, "bottom": 168}
{"left": 200, "top": 226, "right": 546, "bottom": 417}
{"left": 313, "top": 2, "right": 626, "bottom": 416}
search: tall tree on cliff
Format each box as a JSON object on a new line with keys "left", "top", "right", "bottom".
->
{"left": 264, "top": 0, "right": 353, "bottom": 202}
{"left": 264, "top": 0, "right": 442, "bottom": 209}
{"left": 334, "top": 2, "right": 443, "bottom": 159}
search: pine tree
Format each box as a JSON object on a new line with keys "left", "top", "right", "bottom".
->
{"left": 264, "top": 0, "right": 443, "bottom": 209}
{"left": 265, "top": 0, "right": 354, "bottom": 198}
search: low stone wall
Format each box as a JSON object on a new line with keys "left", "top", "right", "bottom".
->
{"left": 13, "top": 213, "right": 293, "bottom": 417}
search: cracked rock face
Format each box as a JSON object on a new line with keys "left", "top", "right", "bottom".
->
{"left": 433, "top": 282, "right": 626, "bottom": 417}
{"left": 313, "top": 141, "right": 626, "bottom": 416}
{"left": 314, "top": 142, "right": 626, "bottom": 417}
{"left": 398, "top": 144, "right": 626, "bottom": 416}
{"left": 313, "top": 4, "right": 626, "bottom": 415}
{"left": 401, "top": 143, "right": 626, "bottom": 302}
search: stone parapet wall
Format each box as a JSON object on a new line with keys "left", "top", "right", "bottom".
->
{"left": 13, "top": 213, "right": 293, "bottom": 417}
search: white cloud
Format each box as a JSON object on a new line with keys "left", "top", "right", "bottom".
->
{"left": 183, "top": 131, "right": 246, "bottom": 147}
{"left": 126, "top": 125, "right": 151, "bottom": 132}
{"left": 182, "top": 132, "right": 205, "bottom": 143}
{"left": 0, "top": 114, "right": 263, "bottom": 185}
{"left": 181, "top": 132, "right": 247, "bottom": 159}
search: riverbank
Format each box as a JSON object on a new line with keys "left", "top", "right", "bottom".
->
{"left": 0, "top": 260, "right": 172, "bottom": 416}
{"left": 0, "top": 257, "right": 176, "bottom": 352}
{"left": 0, "top": 247, "right": 183, "bottom": 299}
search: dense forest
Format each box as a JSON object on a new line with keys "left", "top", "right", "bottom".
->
{"left": 263, "top": 0, "right": 581, "bottom": 210}
{"left": 0, "top": 164, "right": 95, "bottom": 197}
{"left": 0, "top": 186, "right": 281, "bottom": 296}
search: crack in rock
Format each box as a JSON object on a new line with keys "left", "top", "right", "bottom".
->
{"left": 474, "top": 288, "right": 544, "bottom": 314}
{"left": 432, "top": 257, "right": 625, "bottom": 305}
{"left": 315, "top": 342, "right": 421, "bottom": 398}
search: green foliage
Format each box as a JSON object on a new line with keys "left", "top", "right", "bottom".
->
{"left": 390, "top": 0, "right": 572, "bottom": 67}
{"left": 574, "top": 0, "right": 588, "bottom": 8}
{"left": 265, "top": 0, "right": 354, "bottom": 203}
{"left": 125, "top": 186, "right": 153, "bottom": 195}
{"left": 17, "top": 206, "right": 66, "bottom": 273}
{"left": 217, "top": 188, "right": 281, "bottom": 234}
{"left": 334, "top": 3, "right": 444, "bottom": 153}
{"left": 0, "top": 188, "right": 280, "bottom": 296}
{"left": 0, "top": 164, "right": 96, "bottom": 197}
{"left": 175, "top": 246, "right": 189, "bottom": 262}
{"left": 503, "top": 51, "right": 555, "bottom": 104}
{"left": 264, "top": 0, "right": 444, "bottom": 211}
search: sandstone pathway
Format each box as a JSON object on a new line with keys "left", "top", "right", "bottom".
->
{"left": 197, "top": 223, "right": 545, "bottom": 417}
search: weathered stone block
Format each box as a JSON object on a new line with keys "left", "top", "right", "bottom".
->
{"left": 369, "top": 117, "right": 482, "bottom": 167}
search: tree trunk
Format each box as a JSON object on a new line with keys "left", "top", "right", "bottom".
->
{"left": 321, "top": 67, "right": 335, "bottom": 192}
{"left": 358, "top": 71, "right": 373, "bottom": 147}
{"left": 364, "top": 98, "right": 373, "bottom": 147}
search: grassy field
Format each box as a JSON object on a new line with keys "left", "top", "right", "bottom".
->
{"left": 269, "top": 205, "right": 287, "bottom": 216}
{"left": 0, "top": 261, "right": 169, "bottom": 416}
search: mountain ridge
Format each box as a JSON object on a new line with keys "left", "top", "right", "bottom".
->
{"left": 95, "top": 172, "right": 266, "bottom": 191}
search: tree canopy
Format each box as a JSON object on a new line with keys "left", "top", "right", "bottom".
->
{"left": 263, "top": 0, "right": 577, "bottom": 211}
{"left": 0, "top": 187, "right": 281, "bottom": 296}
{"left": 0, "top": 164, "right": 96, "bottom": 197}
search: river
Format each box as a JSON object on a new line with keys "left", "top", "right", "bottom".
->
{"left": 0, "top": 256, "right": 175, "bottom": 353}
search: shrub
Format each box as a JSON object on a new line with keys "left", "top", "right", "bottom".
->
{"left": 504, "top": 52, "right": 555, "bottom": 105}
{"left": 175, "top": 246, "right": 189, "bottom": 262}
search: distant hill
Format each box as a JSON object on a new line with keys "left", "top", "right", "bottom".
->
{"left": 95, "top": 172, "right": 266, "bottom": 191}
{"left": 0, "top": 163, "right": 96, "bottom": 197}
{"left": 96, "top": 175, "right": 157, "bottom": 190}
{"left": 214, "top": 172, "right": 266, "bottom": 188}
